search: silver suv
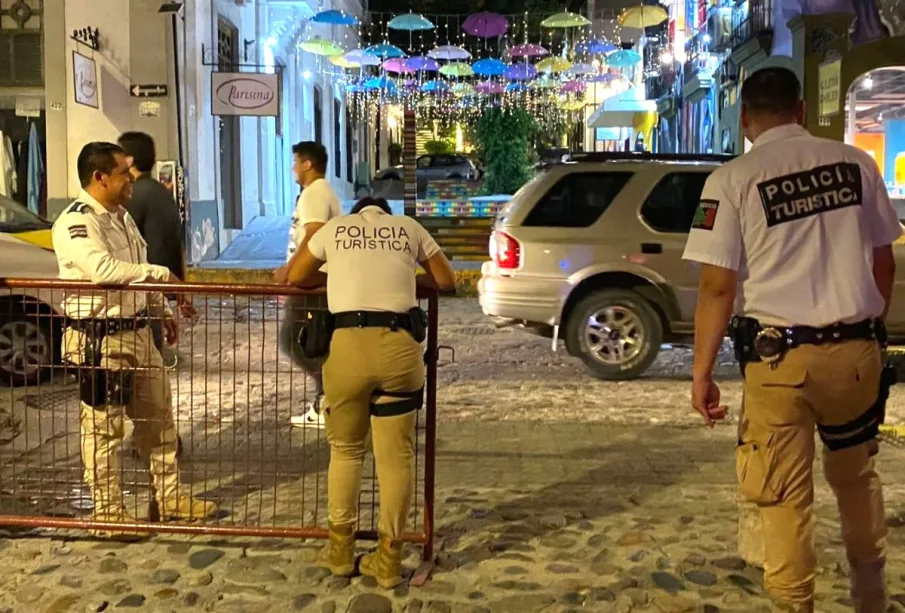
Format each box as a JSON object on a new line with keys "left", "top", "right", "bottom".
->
{"left": 478, "top": 152, "right": 905, "bottom": 380}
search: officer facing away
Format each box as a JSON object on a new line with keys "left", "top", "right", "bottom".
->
{"left": 285, "top": 197, "right": 455, "bottom": 588}
{"left": 53, "top": 142, "right": 216, "bottom": 537}
{"left": 684, "top": 67, "right": 901, "bottom": 612}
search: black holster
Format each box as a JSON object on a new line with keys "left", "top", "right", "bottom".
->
{"left": 298, "top": 311, "right": 335, "bottom": 360}
{"left": 77, "top": 324, "right": 134, "bottom": 408}
{"left": 818, "top": 364, "right": 896, "bottom": 451}
{"left": 408, "top": 307, "right": 428, "bottom": 344}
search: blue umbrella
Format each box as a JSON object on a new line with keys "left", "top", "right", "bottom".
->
{"left": 505, "top": 82, "right": 528, "bottom": 93}
{"left": 406, "top": 56, "right": 440, "bottom": 72}
{"left": 504, "top": 63, "right": 537, "bottom": 80}
{"left": 576, "top": 39, "right": 617, "bottom": 54}
{"left": 363, "top": 76, "right": 398, "bottom": 93}
{"left": 471, "top": 58, "right": 507, "bottom": 77}
{"left": 606, "top": 49, "right": 641, "bottom": 68}
{"left": 421, "top": 79, "right": 449, "bottom": 93}
{"left": 311, "top": 10, "right": 359, "bottom": 26}
{"left": 388, "top": 13, "right": 435, "bottom": 31}
{"left": 365, "top": 43, "right": 405, "bottom": 59}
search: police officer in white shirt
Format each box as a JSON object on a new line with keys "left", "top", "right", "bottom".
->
{"left": 274, "top": 142, "right": 342, "bottom": 428}
{"left": 54, "top": 142, "right": 216, "bottom": 537}
{"left": 683, "top": 68, "right": 901, "bottom": 613}
{"left": 285, "top": 197, "right": 455, "bottom": 589}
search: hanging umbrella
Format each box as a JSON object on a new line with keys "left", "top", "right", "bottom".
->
{"left": 505, "top": 82, "right": 529, "bottom": 93}
{"left": 504, "top": 63, "right": 537, "bottom": 80}
{"left": 300, "top": 37, "right": 344, "bottom": 56}
{"left": 508, "top": 43, "right": 549, "bottom": 58}
{"left": 472, "top": 58, "right": 507, "bottom": 77}
{"left": 536, "top": 57, "right": 572, "bottom": 73}
{"left": 439, "top": 62, "right": 474, "bottom": 77}
{"left": 382, "top": 58, "right": 414, "bottom": 74}
{"left": 475, "top": 80, "right": 504, "bottom": 94}
{"left": 567, "top": 62, "right": 596, "bottom": 76}
{"left": 451, "top": 83, "right": 475, "bottom": 95}
{"left": 346, "top": 83, "right": 367, "bottom": 93}
{"left": 531, "top": 76, "right": 558, "bottom": 90}
{"left": 559, "top": 98, "right": 586, "bottom": 111}
{"left": 344, "top": 49, "right": 381, "bottom": 66}
{"left": 618, "top": 5, "right": 669, "bottom": 29}
{"left": 576, "top": 39, "right": 618, "bottom": 54}
{"left": 406, "top": 56, "right": 440, "bottom": 72}
{"left": 428, "top": 45, "right": 471, "bottom": 61}
{"left": 606, "top": 49, "right": 641, "bottom": 68}
{"left": 541, "top": 12, "right": 592, "bottom": 28}
{"left": 561, "top": 80, "right": 587, "bottom": 93}
{"left": 388, "top": 12, "right": 435, "bottom": 31}
{"left": 363, "top": 76, "right": 398, "bottom": 93}
{"left": 462, "top": 12, "right": 509, "bottom": 38}
{"left": 330, "top": 54, "right": 360, "bottom": 69}
{"left": 364, "top": 43, "right": 405, "bottom": 59}
{"left": 589, "top": 72, "right": 622, "bottom": 84}
{"left": 311, "top": 10, "right": 359, "bottom": 26}
{"left": 421, "top": 79, "right": 449, "bottom": 93}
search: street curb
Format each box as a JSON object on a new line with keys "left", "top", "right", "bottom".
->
{"left": 186, "top": 267, "right": 481, "bottom": 296}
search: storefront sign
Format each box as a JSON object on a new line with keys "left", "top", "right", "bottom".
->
{"left": 72, "top": 51, "right": 98, "bottom": 109}
{"left": 818, "top": 53, "right": 841, "bottom": 118}
{"left": 211, "top": 72, "right": 279, "bottom": 117}
{"left": 15, "top": 96, "right": 41, "bottom": 118}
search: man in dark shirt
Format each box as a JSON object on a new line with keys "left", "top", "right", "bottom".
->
{"left": 117, "top": 132, "right": 190, "bottom": 349}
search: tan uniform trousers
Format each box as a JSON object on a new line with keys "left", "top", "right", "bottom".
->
{"left": 738, "top": 340, "right": 887, "bottom": 611}
{"left": 63, "top": 326, "right": 178, "bottom": 516}
{"left": 322, "top": 327, "right": 424, "bottom": 540}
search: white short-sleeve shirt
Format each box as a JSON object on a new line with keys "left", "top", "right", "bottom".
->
{"left": 306, "top": 206, "right": 442, "bottom": 314}
{"left": 287, "top": 178, "right": 342, "bottom": 260}
{"left": 682, "top": 123, "right": 903, "bottom": 327}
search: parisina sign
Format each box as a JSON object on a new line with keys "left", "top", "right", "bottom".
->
{"left": 211, "top": 72, "right": 279, "bottom": 117}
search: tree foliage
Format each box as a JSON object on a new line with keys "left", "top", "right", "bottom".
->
{"left": 475, "top": 107, "right": 536, "bottom": 195}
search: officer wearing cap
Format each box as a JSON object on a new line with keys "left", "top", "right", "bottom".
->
{"left": 53, "top": 142, "right": 216, "bottom": 537}
{"left": 683, "top": 67, "right": 901, "bottom": 612}
{"left": 284, "top": 197, "right": 455, "bottom": 588}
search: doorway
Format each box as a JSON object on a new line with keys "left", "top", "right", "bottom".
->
{"left": 217, "top": 16, "right": 243, "bottom": 230}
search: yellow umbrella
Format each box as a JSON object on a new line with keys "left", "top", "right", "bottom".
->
{"left": 536, "top": 56, "right": 572, "bottom": 74}
{"left": 300, "top": 36, "right": 344, "bottom": 56}
{"left": 618, "top": 5, "right": 669, "bottom": 29}
{"left": 558, "top": 98, "right": 586, "bottom": 111}
{"left": 541, "top": 12, "right": 592, "bottom": 28}
{"left": 329, "top": 53, "right": 360, "bottom": 68}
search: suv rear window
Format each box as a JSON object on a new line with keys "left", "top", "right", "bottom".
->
{"left": 640, "top": 172, "right": 712, "bottom": 233}
{"left": 523, "top": 172, "right": 633, "bottom": 228}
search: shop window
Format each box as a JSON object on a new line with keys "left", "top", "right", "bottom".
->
{"left": 640, "top": 172, "right": 711, "bottom": 233}
{"left": 0, "top": 0, "right": 43, "bottom": 87}
{"left": 333, "top": 98, "right": 341, "bottom": 178}
{"left": 523, "top": 172, "right": 633, "bottom": 228}
{"left": 313, "top": 86, "right": 323, "bottom": 145}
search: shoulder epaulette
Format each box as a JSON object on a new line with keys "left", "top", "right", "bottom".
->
{"left": 64, "top": 201, "right": 92, "bottom": 215}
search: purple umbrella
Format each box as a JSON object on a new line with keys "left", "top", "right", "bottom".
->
{"left": 504, "top": 63, "right": 537, "bottom": 80}
{"left": 382, "top": 58, "right": 413, "bottom": 74}
{"left": 508, "top": 43, "right": 549, "bottom": 58}
{"left": 462, "top": 12, "right": 509, "bottom": 38}
{"left": 475, "top": 80, "right": 504, "bottom": 94}
{"left": 405, "top": 56, "right": 440, "bottom": 72}
{"left": 561, "top": 80, "right": 587, "bottom": 94}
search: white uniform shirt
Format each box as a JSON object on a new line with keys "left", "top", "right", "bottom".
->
{"left": 307, "top": 206, "right": 442, "bottom": 314}
{"left": 287, "top": 178, "right": 342, "bottom": 260}
{"left": 683, "top": 123, "right": 903, "bottom": 327}
{"left": 52, "top": 190, "right": 172, "bottom": 319}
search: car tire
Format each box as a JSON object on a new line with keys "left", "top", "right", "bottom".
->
{"left": 565, "top": 289, "right": 663, "bottom": 381}
{"left": 0, "top": 307, "right": 59, "bottom": 387}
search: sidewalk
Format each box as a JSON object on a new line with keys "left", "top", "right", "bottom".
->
{"left": 1, "top": 421, "right": 903, "bottom": 613}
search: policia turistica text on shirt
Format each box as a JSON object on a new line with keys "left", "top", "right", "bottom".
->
{"left": 52, "top": 142, "right": 216, "bottom": 538}
{"left": 683, "top": 68, "right": 901, "bottom": 613}
{"left": 285, "top": 197, "right": 456, "bottom": 589}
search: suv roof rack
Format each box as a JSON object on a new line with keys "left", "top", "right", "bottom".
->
{"left": 565, "top": 151, "right": 736, "bottom": 163}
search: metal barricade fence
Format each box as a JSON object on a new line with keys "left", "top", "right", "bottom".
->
{"left": 0, "top": 279, "right": 438, "bottom": 561}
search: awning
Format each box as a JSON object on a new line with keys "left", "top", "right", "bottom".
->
{"left": 587, "top": 87, "right": 657, "bottom": 128}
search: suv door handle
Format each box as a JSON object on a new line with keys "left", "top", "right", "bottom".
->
{"left": 641, "top": 242, "right": 663, "bottom": 254}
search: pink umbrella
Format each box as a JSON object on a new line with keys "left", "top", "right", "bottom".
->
{"left": 509, "top": 43, "right": 549, "bottom": 58}
{"left": 382, "top": 58, "right": 413, "bottom": 74}
{"left": 561, "top": 80, "right": 587, "bottom": 94}
{"left": 462, "top": 12, "right": 509, "bottom": 38}
{"left": 475, "top": 80, "right": 504, "bottom": 94}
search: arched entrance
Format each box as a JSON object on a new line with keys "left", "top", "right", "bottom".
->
{"left": 844, "top": 67, "right": 905, "bottom": 214}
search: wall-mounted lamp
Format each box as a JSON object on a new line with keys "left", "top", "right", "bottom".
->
{"left": 243, "top": 39, "right": 256, "bottom": 61}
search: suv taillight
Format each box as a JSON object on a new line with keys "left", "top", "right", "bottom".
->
{"left": 491, "top": 230, "right": 521, "bottom": 270}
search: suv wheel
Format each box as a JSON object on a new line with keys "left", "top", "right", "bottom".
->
{"left": 565, "top": 289, "right": 663, "bottom": 380}
{"left": 0, "top": 309, "right": 57, "bottom": 386}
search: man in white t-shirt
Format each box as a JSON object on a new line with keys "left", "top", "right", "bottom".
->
{"left": 275, "top": 142, "right": 342, "bottom": 428}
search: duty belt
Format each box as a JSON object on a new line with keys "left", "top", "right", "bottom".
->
{"left": 729, "top": 316, "right": 884, "bottom": 365}
{"left": 333, "top": 311, "right": 413, "bottom": 333}
{"left": 67, "top": 311, "right": 150, "bottom": 336}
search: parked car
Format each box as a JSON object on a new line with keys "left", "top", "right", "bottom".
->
{"left": 479, "top": 151, "right": 905, "bottom": 380}
{"left": 0, "top": 195, "right": 62, "bottom": 386}
{"left": 374, "top": 153, "right": 480, "bottom": 182}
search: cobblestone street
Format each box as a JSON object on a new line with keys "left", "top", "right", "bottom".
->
{"left": 1, "top": 298, "right": 905, "bottom": 613}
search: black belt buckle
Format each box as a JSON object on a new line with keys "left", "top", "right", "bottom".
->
{"left": 754, "top": 327, "right": 786, "bottom": 364}
{"left": 355, "top": 312, "right": 366, "bottom": 328}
